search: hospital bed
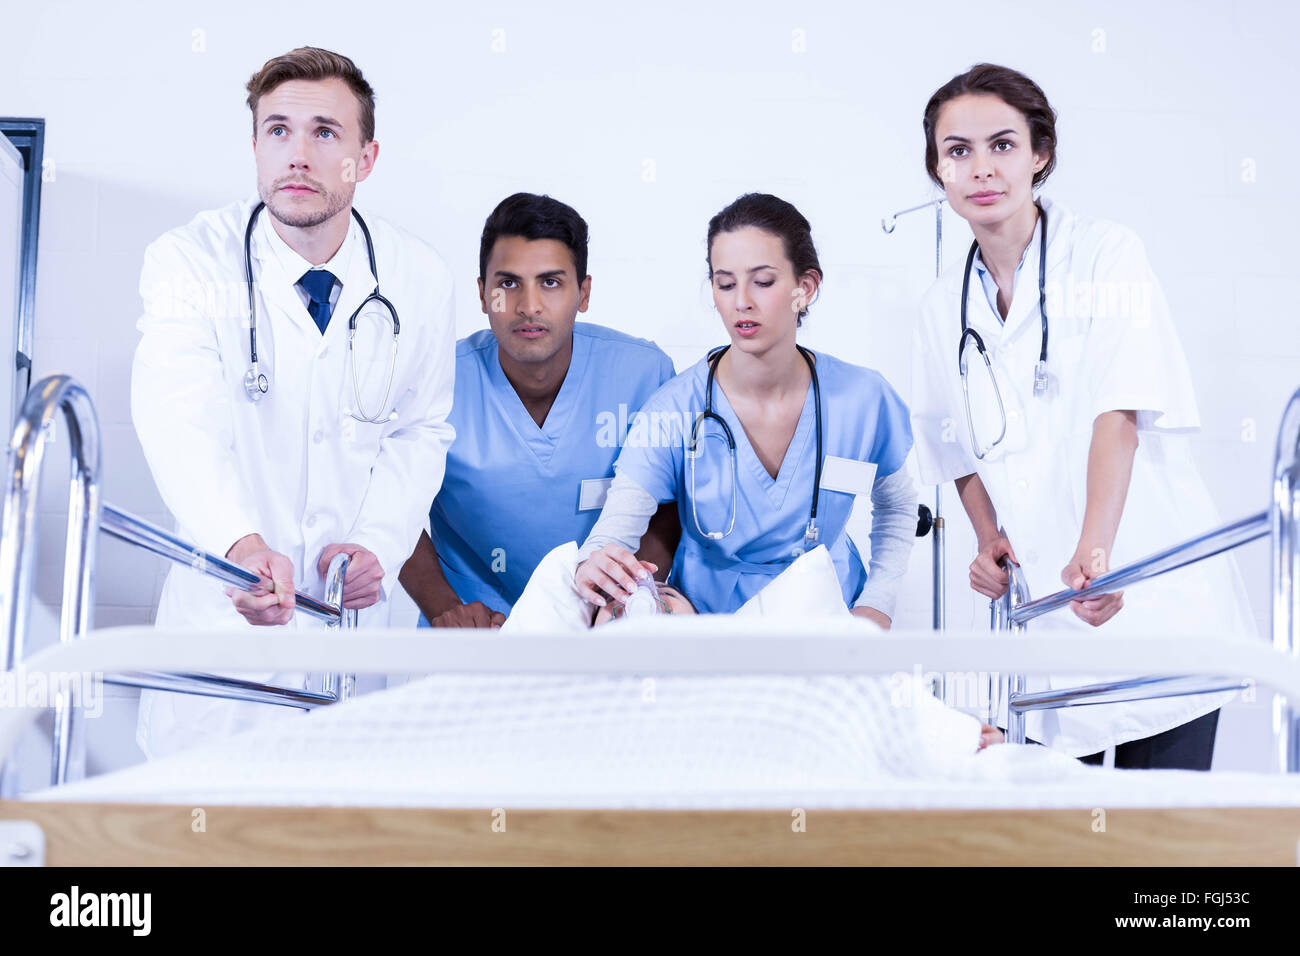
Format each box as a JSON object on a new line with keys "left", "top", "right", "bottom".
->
{"left": 0, "top": 375, "right": 1297, "bottom": 866}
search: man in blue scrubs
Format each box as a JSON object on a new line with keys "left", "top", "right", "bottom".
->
{"left": 399, "top": 193, "right": 678, "bottom": 626}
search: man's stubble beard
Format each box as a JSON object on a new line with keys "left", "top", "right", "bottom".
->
{"left": 259, "top": 178, "right": 353, "bottom": 229}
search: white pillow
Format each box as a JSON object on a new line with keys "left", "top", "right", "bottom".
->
{"left": 498, "top": 542, "right": 592, "bottom": 634}
{"left": 501, "top": 542, "right": 876, "bottom": 632}
{"left": 490, "top": 542, "right": 976, "bottom": 763}
{"left": 734, "top": 544, "right": 872, "bottom": 626}
{"left": 474, "top": 544, "right": 977, "bottom": 761}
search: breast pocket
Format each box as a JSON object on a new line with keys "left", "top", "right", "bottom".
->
{"left": 341, "top": 313, "right": 401, "bottom": 425}
{"left": 347, "top": 368, "right": 399, "bottom": 425}
{"left": 968, "top": 354, "right": 1030, "bottom": 462}
{"left": 1046, "top": 329, "right": 1096, "bottom": 435}
{"left": 338, "top": 407, "right": 389, "bottom": 464}
{"left": 1050, "top": 330, "right": 1089, "bottom": 392}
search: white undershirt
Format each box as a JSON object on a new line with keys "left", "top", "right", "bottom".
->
{"left": 259, "top": 210, "right": 353, "bottom": 316}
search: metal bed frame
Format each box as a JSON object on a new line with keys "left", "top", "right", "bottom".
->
{"left": 0, "top": 375, "right": 357, "bottom": 790}
{"left": 0, "top": 374, "right": 1297, "bottom": 794}
{"left": 989, "top": 387, "right": 1300, "bottom": 771}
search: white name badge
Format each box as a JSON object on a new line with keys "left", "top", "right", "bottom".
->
{"left": 819, "top": 456, "right": 877, "bottom": 496}
{"left": 578, "top": 477, "right": 614, "bottom": 512}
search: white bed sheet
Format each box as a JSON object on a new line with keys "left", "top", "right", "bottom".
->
{"left": 16, "top": 542, "right": 1300, "bottom": 811}
{"left": 27, "top": 671, "right": 1300, "bottom": 810}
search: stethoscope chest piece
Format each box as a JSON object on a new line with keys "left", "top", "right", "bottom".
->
{"left": 243, "top": 366, "right": 269, "bottom": 402}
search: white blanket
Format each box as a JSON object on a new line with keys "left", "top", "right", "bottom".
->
{"left": 29, "top": 666, "right": 1300, "bottom": 809}
{"left": 30, "top": 670, "right": 990, "bottom": 807}
{"left": 34, "top": 544, "right": 1294, "bottom": 810}
{"left": 24, "top": 545, "right": 1016, "bottom": 806}
{"left": 502, "top": 541, "right": 866, "bottom": 633}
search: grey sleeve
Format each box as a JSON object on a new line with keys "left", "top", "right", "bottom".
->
{"left": 852, "top": 466, "right": 918, "bottom": 618}
{"left": 577, "top": 471, "right": 661, "bottom": 562}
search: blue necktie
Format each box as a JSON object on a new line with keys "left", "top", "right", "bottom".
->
{"left": 299, "top": 269, "right": 338, "bottom": 334}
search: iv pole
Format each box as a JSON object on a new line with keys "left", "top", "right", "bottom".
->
{"left": 882, "top": 198, "right": 947, "bottom": 639}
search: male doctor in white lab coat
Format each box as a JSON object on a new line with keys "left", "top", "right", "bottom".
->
{"left": 131, "top": 47, "right": 456, "bottom": 758}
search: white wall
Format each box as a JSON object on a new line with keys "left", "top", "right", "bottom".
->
{"left": 3, "top": 0, "right": 1297, "bottom": 780}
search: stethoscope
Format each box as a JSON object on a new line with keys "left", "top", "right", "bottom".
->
{"left": 242, "top": 201, "right": 401, "bottom": 424}
{"left": 688, "top": 344, "right": 824, "bottom": 553}
{"left": 957, "top": 200, "right": 1049, "bottom": 459}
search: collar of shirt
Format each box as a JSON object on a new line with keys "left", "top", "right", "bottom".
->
{"left": 972, "top": 212, "right": 1042, "bottom": 322}
{"left": 257, "top": 206, "right": 358, "bottom": 313}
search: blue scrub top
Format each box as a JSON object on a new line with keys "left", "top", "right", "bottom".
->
{"left": 612, "top": 349, "right": 913, "bottom": 613}
{"left": 427, "top": 322, "right": 675, "bottom": 619}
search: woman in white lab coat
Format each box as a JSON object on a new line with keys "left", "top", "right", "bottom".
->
{"left": 909, "top": 63, "right": 1255, "bottom": 768}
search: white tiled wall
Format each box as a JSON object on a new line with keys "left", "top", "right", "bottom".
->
{"left": 3, "top": 0, "right": 1298, "bottom": 782}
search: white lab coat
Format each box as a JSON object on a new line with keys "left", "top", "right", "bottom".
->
{"left": 910, "top": 196, "right": 1253, "bottom": 757}
{"left": 131, "top": 198, "right": 456, "bottom": 758}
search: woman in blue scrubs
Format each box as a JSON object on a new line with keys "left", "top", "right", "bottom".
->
{"left": 575, "top": 193, "right": 918, "bottom": 625}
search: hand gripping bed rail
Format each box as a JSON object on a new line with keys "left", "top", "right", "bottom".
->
{"left": 992, "top": 386, "right": 1300, "bottom": 770}
{"left": 0, "top": 375, "right": 358, "bottom": 791}
{"left": 103, "top": 545, "right": 358, "bottom": 708}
